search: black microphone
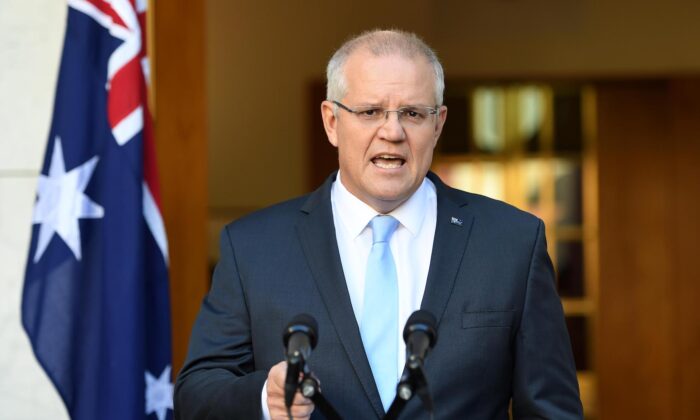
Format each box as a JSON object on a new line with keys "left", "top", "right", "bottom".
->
{"left": 386, "top": 310, "right": 438, "bottom": 419}
{"left": 403, "top": 310, "right": 437, "bottom": 369}
{"left": 282, "top": 314, "right": 319, "bottom": 409}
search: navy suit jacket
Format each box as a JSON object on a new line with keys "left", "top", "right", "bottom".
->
{"left": 175, "top": 172, "right": 583, "bottom": 419}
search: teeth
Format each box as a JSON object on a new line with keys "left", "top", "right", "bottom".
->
{"left": 373, "top": 158, "right": 403, "bottom": 169}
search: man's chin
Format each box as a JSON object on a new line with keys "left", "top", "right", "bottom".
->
{"left": 366, "top": 187, "right": 415, "bottom": 213}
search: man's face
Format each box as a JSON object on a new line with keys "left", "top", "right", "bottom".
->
{"left": 321, "top": 51, "right": 447, "bottom": 213}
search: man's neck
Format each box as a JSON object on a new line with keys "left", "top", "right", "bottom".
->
{"left": 336, "top": 171, "right": 415, "bottom": 215}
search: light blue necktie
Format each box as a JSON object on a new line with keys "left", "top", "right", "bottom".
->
{"left": 360, "top": 215, "right": 399, "bottom": 412}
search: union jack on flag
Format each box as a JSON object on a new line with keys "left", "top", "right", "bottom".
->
{"left": 22, "top": 1, "right": 173, "bottom": 419}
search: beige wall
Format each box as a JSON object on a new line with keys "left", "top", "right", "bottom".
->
{"left": 207, "top": 0, "right": 700, "bottom": 220}
{"left": 0, "top": 0, "right": 69, "bottom": 417}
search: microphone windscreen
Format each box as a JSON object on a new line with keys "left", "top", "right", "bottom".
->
{"left": 283, "top": 313, "right": 319, "bottom": 349}
{"left": 403, "top": 310, "right": 437, "bottom": 346}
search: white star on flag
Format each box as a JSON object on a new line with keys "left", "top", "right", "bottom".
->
{"left": 145, "top": 365, "right": 173, "bottom": 420}
{"left": 32, "top": 137, "right": 104, "bottom": 262}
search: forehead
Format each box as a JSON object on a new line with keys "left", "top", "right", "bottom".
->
{"left": 342, "top": 50, "right": 435, "bottom": 104}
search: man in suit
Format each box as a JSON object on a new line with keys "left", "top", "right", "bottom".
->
{"left": 175, "top": 30, "right": 583, "bottom": 419}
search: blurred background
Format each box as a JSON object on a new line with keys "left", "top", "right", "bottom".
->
{"left": 2, "top": 0, "right": 699, "bottom": 418}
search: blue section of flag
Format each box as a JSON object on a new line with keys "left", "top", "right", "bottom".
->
{"left": 22, "top": 8, "right": 172, "bottom": 420}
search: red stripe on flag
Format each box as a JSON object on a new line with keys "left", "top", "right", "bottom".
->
{"left": 84, "top": 0, "right": 127, "bottom": 28}
{"left": 107, "top": 58, "right": 142, "bottom": 129}
{"left": 142, "top": 97, "right": 162, "bottom": 209}
{"left": 138, "top": 11, "right": 147, "bottom": 57}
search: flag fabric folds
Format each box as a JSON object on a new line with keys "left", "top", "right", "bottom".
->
{"left": 22, "top": 1, "right": 172, "bottom": 419}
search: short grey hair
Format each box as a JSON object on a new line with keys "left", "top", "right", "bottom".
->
{"left": 326, "top": 29, "right": 445, "bottom": 106}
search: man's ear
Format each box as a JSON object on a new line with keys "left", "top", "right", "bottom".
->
{"left": 321, "top": 101, "right": 339, "bottom": 148}
{"left": 432, "top": 105, "right": 448, "bottom": 148}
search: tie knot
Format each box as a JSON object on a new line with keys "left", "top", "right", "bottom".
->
{"left": 370, "top": 215, "right": 399, "bottom": 244}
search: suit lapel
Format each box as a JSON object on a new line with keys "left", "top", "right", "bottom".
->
{"left": 295, "top": 172, "right": 474, "bottom": 416}
{"left": 421, "top": 172, "right": 475, "bottom": 326}
{"left": 295, "top": 173, "right": 385, "bottom": 417}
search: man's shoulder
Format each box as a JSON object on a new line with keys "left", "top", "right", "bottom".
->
{"left": 429, "top": 172, "right": 540, "bottom": 228}
{"left": 440, "top": 187, "right": 546, "bottom": 257}
{"left": 223, "top": 173, "right": 335, "bottom": 236}
{"left": 440, "top": 184, "right": 542, "bottom": 233}
{"left": 224, "top": 194, "right": 311, "bottom": 234}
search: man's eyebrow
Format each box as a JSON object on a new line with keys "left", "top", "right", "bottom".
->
{"left": 353, "top": 103, "right": 434, "bottom": 108}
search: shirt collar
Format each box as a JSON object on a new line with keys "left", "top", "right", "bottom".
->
{"left": 331, "top": 171, "right": 433, "bottom": 238}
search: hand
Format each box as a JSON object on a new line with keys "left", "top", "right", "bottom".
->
{"left": 266, "top": 361, "right": 315, "bottom": 420}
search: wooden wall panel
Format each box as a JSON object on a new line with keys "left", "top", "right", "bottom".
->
{"left": 667, "top": 80, "right": 700, "bottom": 420}
{"left": 153, "top": 0, "right": 208, "bottom": 376}
{"left": 596, "top": 81, "right": 674, "bottom": 420}
{"left": 596, "top": 79, "right": 700, "bottom": 420}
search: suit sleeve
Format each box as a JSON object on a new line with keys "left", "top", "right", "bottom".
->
{"left": 174, "top": 227, "right": 267, "bottom": 419}
{"left": 511, "top": 220, "right": 584, "bottom": 419}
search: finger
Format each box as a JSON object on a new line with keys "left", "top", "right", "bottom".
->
{"left": 292, "top": 392, "right": 313, "bottom": 406}
{"left": 268, "top": 391, "right": 312, "bottom": 412}
{"left": 269, "top": 402, "right": 315, "bottom": 420}
{"left": 268, "top": 391, "right": 314, "bottom": 411}
{"left": 290, "top": 402, "right": 315, "bottom": 419}
{"left": 268, "top": 361, "right": 288, "bottom": 388}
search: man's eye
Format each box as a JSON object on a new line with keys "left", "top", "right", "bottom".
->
{"left": 359, "top": 109, "right": 380, "bottom": 117}
{"left": 402, "top": 109, "right": 425, "bottom": 119}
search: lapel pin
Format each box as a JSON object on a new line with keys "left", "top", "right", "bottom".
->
{"left": 450, "top": 216, "right": 463, "bottom": 226}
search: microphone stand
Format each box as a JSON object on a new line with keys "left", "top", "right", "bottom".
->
{"left": 298, "top": 370, "right": 343, "bottom": 420}
{"left": 383, "top": 361, "right": 434, "bottom": 420}
{"left": 282, "top": 314, "right": 343, "bottom": 419}
{"left": 288, "top": 362, "right": 432, "bottom": 420}
{"left": 286, "top": 360, "right": 433, "bottom": 420}
{"left": 286, "top": 360, "right": 343, "bottom": 420}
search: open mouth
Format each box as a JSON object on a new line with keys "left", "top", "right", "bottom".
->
{"left": 371, "top": 154, "right": 406, "bottom": 169}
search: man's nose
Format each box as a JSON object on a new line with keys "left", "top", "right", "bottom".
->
{"left": 377, "top": 111, "right": 406, "bottom": 141}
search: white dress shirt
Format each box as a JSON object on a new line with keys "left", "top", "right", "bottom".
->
{"left": 331, "top": 171, "right": 437, "bottom": 377}
{"left": 262, "top": 172, "right": 437, "bottom": 418}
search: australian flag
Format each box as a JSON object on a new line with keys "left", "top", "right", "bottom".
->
{"left": 21, "top": 1, "right": 172, "bottom": 419}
